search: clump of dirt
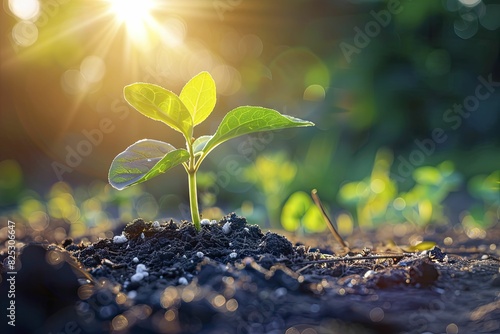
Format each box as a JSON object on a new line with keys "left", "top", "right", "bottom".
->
{"left": 1, "top": 213, "right": 499, "bottom": 334}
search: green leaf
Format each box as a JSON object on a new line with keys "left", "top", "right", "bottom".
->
{"left": 193, "top": 135, "right": 213, "bottom": 155}
{"left": 403, "top": 241, "right": 437, "bottom": 252}
{"left": 203, "top": 106, "right": 314, "bottom": 156}
{"left": 180, "top": 71, "right": 216, "bottom": 126}
{"left": 124, "top": 83, "right": 193, "bottom": 140}
{"left": 109, "top": 139, "right": 189, "bottom": 190}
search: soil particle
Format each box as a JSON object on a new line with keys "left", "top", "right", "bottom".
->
{"left": 124, "top": 218, "right": 147, "bottom": 239}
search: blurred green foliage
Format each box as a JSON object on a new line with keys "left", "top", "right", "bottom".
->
{"left": 338, "top": 149, "right": 463, "bottom": 227}
{"left": 464, "top": 170, "right": 500, "bottom": 229}
{"left": 280, "top": 191, "right": 324, "bottom": 234}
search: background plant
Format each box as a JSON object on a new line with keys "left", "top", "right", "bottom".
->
{"left": 338, "top": 149, "right": 463, "bottom": 228}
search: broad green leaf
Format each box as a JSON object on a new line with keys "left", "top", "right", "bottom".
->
{"left": 124, "top": 83, "right": 193, "bottom": 139}
{"left": 180, "top": 71, "right": 216, "bottom": 126}
{"left": 203, "top": 106, "right": 314, "bottom": 156}
{"left": 193, "top": 135, "right": 213, "bottom": 155}
{"left": 109, "top": 139, "right": 189, "bottom": 190}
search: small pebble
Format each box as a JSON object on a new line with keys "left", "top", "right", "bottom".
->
{"left": 196, "top": 251, "right": 204, "bottom": 258}
{"left": 152, "top": 221, "right": 160, "bottom": 228}
{"left": 132, "top": 257, "right": 139, "bottom": 263}
{"left": 113, "top": 234, "right": 128, "bottom": 244}
{"left": 364, "top": 270, "right": 376, "bottom": 279}
{"left": 222, "top": 222, "right": 231, "bottom": 234}
{"left": 131, "top": 273, "right": 144, "bottom": 282}
{"left": 229, "top": 252, "right": 238, "bottom": 259}
{"left": 179, "top": 277, "right": 188, "bottom": 285}
{"left": 201, "top": 219, "right": 211, "bottom": 225}
{"left": 481, "top": 255, "right": 489, "bottom": 260}
{"left": 136, "top": 264, "right": 147, "bottom": 273}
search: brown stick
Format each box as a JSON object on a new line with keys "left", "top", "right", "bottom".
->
{"left": 297, "top": 254, "right": 405, "bottom": 264}
{"left": 311, "top": 189, "right": 349, "bottom": 249}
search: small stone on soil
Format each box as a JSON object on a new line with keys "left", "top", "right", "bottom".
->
{"left": 113, "top": 234, "right": 128, "bottom": 244}
{"left": 222, "top": 222, "right": 231, "bottom": 234}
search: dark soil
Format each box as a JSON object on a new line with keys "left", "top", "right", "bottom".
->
{"left": 1, "top": 213, "right": 499, "bottom": 334}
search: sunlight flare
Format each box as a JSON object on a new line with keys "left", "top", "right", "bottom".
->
{"left": 106, "top": 0, "right": 157, "bottom": 42}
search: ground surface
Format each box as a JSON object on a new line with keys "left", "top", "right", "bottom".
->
{"left": 1, "top": 213, "right": 499, "bottom": 334}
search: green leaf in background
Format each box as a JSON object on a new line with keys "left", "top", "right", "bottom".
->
{"left": 109, "top": 139, "right": 189, "bottom": 190}
{"left": 203, "top": 106, "right": 314, "bottom": 156}
{"left": 180, "top": 71, "right": 216, "bottom": 126}
{"left": 281, "top": 191, "right": 324, "bottom": 233}
{"left": 403, "top": 241, "right": 437, "bottom": 252}
{"left": 413, "top": 166, "right": 442, "bottom": 185}
{"left": 124, "top": 83, "right": 193, "bottom": 140}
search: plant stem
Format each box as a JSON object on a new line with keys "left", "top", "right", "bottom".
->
{"left": 188, "top": 171, "right": 201, "bottom": 231}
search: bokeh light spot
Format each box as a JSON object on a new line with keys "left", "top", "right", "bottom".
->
{"left": 46, "top": 250, "right": 63, "bottom": 266}
{"left": 393, "top": 197, "right": 406, "bottom": 210}
{"left": 303, "top": 84, "right": 325, "bottom": 102}
{"left": 212, "top": 65, "right": 242, "bottom": 96}
{"left": 112, "top": 314, "right": 129, "bottom": 331}
{"left": 12, "top": 21, "right": 38, "bottom": 47}
{"left": 28, "top": 211, "right": 49, "bottom": 231}
{"left": 80, "top": 56, "right": 106, "bottom": 83}
{"left": 239, "top": 34, "right": 263, "bottom": 58}
{"left": 480, "top": 5, "right": 500, "bottom": 30}
{"left": 164, "top": 309, "right": 176, "bottom": 321}
{"left": 446, "top": 323, "right": 459, "bottom": 334}
{"left": 212, "top": 294, "right": 226, "bottom": 308}
{"left": 444, "top": 237, "right": 453, "bottom": 246}
{"left": 8, "top": 0, "right": 40, "bottom": 20}
{"left": 226, "top": 298, "right": 238, "bottom": 312}
{"left": 454, "top": 14, "right": 479, "bottom": 39}
{"left": 370, "top": 179, "right": 385, "bottom": 194}
{"left": 459, "top": 0, "right": 481, "bottom": 7}
{"left": 370, "top": 307, "right": 385, "bottom": 322}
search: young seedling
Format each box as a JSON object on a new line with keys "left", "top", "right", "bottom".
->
{"left": 108, "top": 71, "right": 314, "bottom": 231}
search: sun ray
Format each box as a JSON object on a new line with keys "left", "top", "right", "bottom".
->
{"left": 105, "top": 0, "right": 157, "bottom": 45}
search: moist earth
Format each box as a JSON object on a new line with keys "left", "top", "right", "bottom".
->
{"left": 1, "top": 213, "right": 499, "bottom": 334}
